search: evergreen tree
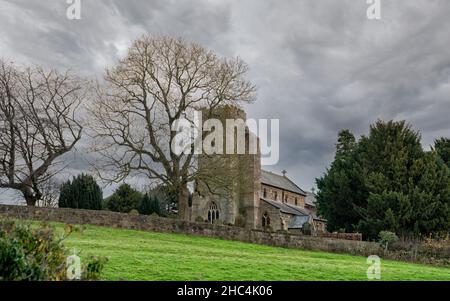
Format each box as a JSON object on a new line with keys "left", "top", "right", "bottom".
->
{"left": 107, "top": 184, "right": 142, "bottom": 213}
{"left": 336, "top": 129, "right": 356, "bottom": 156}
{"left": 316, "top": 129, "right": 363, "bottom": 232}
{"left": 58, "top": 174, "right": 103, "bottom": 210}
{"left": 434, "top": 137, "right": 450, "bottom": 168}
{"left": 317, "top": 120, "right": 450, "bottom": 239}
{"left": 150, "top": 195, "right": 161, "bottom": 215}
{"left": 139, "top": 194, "right": 152, "bottom": 215}
{"left": 138, "top": 194, "right": 161, "bottom": 215}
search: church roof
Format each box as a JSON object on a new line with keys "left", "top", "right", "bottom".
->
{"left": 261, "top": 170, "right": 307, "bottom": 196}
{"left": 261, "top": 197, "right": 327, "bottom": 222}
{"left": 305, "top": 192, "right": 317, "bottom": 207}
{"left": 288, "top": 215, "right": 311, "bottom": 229}
{"left": 261, "top": 197, "right": 309, "bottom": 216}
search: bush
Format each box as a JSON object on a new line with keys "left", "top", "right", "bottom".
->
{"left": 58, "top": 174, "right": 103, "bottom": 210}
{"left": 83, "top": 255, "right": 108, "bottom": 280}
{"left": 107, "top": 184, "right": 142, "bottom": 213}
{"left": 378, "top": 235, "right": 450, "bottom": 266}
{"left": 0, "top": 219, "right": 106, "bottom": 280}
{"left": 379, "top": 231, "right": 399, "bottom": 251}
{"left": 420, "top": 235, "right": 450, "bottom": 259}
{"left": 129, "top": 209, "right": 139, "bottom": 215}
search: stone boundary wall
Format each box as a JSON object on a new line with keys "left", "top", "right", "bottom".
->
{"left": 317, "top": 232, "right": 363, "bottom": 241}
{"left": 0, "top": 204, "right": 381, "bottom": 257}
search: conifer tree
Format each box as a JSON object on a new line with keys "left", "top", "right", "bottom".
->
{"left": 434, "top": 137, "right": 450, "bottom": 168}
{"left": 58, "top": 174, "right": 103, "bottom": 210}
{"left": 317, "top": 120, "right": 450, "bottom": 239}
{"left": 107, "top": 184, "right": 142, "bottom": 213}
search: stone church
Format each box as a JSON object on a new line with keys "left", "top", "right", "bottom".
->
{"left": 190, "top": 106, "right": 326, "bottom": 233}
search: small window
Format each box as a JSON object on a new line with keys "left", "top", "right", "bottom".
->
{"left": 263, "top": 188, "right": 267, "bottom": 198}
{"left": 295, "top": 197, "right": 298, "bottom": 206}
{"left": 262, "top": 212, "right": 271, "bottom": 227}
{"left": 274, "top": 191, "right": 277, "bottom": 201}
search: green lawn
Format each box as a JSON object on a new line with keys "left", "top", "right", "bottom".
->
{"left": 53, "top": 223, "right": 450, "bottom": 281}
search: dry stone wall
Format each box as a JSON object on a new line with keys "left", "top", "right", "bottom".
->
{"left": 0, "top": 204, "right": 379, "bottom": 257}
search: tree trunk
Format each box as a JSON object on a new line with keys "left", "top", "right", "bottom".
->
{"left": 177, "top": 186, "right": 190, "bottom": 220}
{"left": 22, "top": 187, "right": 37, "bottom": 206}
{"left": 24, "top": 194, "right": 37, "bottom": 206}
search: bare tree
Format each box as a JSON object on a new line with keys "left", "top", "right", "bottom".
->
{"left": 0, "top": 60, "right": 84, "bottom": 206}
{"left": 36, "top": 178, "right": 62, "bottom": 208}
{"left": 90, "top": 36, "right": 256, "bottom": 219}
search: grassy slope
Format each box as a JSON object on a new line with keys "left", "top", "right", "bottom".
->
{"left": 55, "top": 223, "right": 450, "bottom": 281}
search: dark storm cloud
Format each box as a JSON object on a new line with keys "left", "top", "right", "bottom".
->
{"left": 1, "top": 0, "right": 450, "bottom": 202}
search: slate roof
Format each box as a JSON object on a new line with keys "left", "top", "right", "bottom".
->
{"left": 261, "top": 170, "right": 307, "bottom": 196}
{"left": 261, "top": 197, "right": 327, "bottom": 222}
{"left": 260, "top": 197, "right": 309, "bottom": 216}
{"left": 305, "top": 192, "right": 317, "bottom": 207}
{"left": 288, "top": 215, "right": 311, "bottom": 229}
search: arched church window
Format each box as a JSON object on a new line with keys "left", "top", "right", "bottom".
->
{"left": 207, "top": 202, "right": 220, "bottom": 224}
{"left": 262, "top": 212, "right": 271, "bottom": 227}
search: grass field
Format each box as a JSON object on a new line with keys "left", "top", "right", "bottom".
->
{"left": 28, "top": 223, "right": 442, "bottom": 281}
{"left": 51, "top": 223, "right": 450, "bottom": 281}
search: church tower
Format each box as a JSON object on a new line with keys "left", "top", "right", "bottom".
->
{"left": 191, "top": 105, "right": 261, "bottom": 228}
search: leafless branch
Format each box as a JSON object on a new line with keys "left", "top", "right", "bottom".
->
{"left": 0, "top": 59, "right": 85, "bottom": 205}
{"left": 89, "top": 36, "right": 256, "bottom": 219}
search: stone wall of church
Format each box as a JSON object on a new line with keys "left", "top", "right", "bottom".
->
{"left": 283, "top": 191, "right": 305, "bottom": 207}
{"left": 259, "top": 200, "right": 294, "bottom": 232}
{"left": 191, "top": 105, "right": 261, "bottom": 228}
{"left": 240, "top": 138, "right": 261, "bottom": 229}
{"left": 261, "top": 184, "right": 305, "bottom": 208}
{"left": 313, "top": 219, "right": 327, "bottom": 233}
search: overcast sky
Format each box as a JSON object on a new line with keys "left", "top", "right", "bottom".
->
{"left": 1, "top": 0, "right": 450, "bottom": 202}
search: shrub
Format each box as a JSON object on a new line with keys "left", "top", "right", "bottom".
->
{"left": 0, "top": 219, "right": 106, "bottom": 280}
{"left": 129, "top": 209, "right": 139, "bottom": 215}
{"left": 83, "top": 255, "right": 108, "bottom": 280}
{"left": 58, "top": 174, "right": 103, "bottom": 210}
{"left": 107, "top": 184, "right": 142, "bottom": 213}
{"left": 379, "top": 231, "right": 399, "bottom": 251}
{"left": 420, "top": 235, "right": 450, "bottom": 259}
